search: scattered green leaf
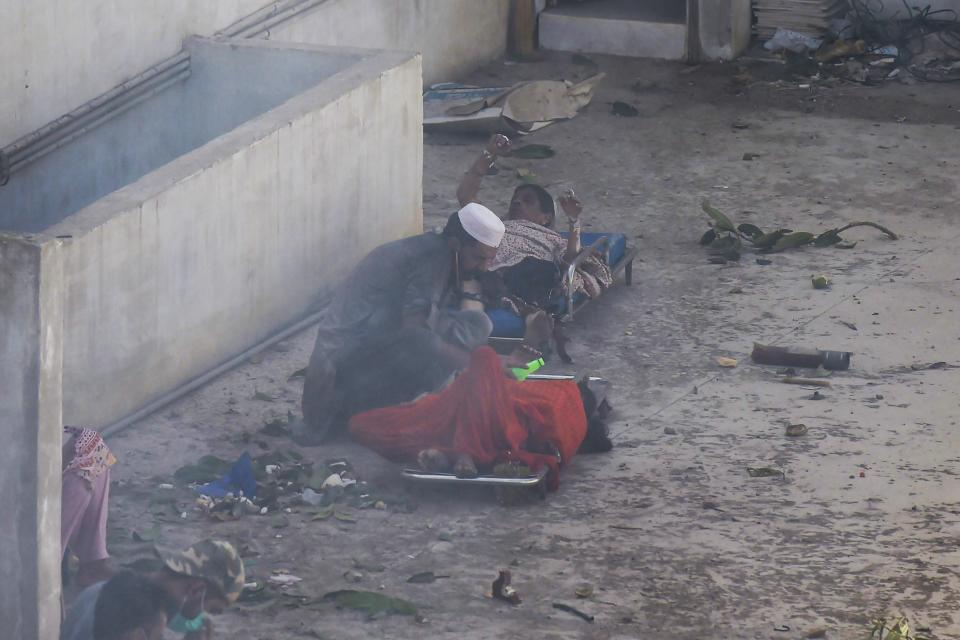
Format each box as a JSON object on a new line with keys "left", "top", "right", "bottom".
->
{"left": 868, "top": 615, "right": 927, "bottom": 640}
{"left": 407, "top": 571, "right": 449, "bottom": 584}
{"left": 814, "top": 228, "right": 843, "bottom": 247}
{"left": 812, "top": 274, "right": 830, "bottom": 289}
{"left": 701, "top": 201, "right": 736, "bottom": 233}
{"left": 708, "top": 235, "right": 742, "bottom": 261}
{"left": 253, "top": 390, "right": 274, "bottom": 402}
{"left": 752, "top": 229, "right": 792, "bottom": 249}
{"left": 699, "top": 229, "right": 717, "bottom": 246}
{"left": 507, "top": 144, "right": 555, "bottom": 159}
{"left": 334, "top": 510, "right": 356, "bottom": 523}
{"left": 516, "top": 168, "right": 538, "bottom": 184}
{"left": 311, "top": 505, "right": 334, "bottom": 521}
{"left": 737, "top": 223, "right": 764, "bottom": 240}
{"left": 770, "top": 231, "right": 815, "bottom": 252}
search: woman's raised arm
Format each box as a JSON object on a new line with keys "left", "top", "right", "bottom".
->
{"left": 456, "top": 134, "right": 511, "bottom": 206}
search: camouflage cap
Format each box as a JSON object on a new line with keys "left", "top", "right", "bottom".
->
{"left": 155, "top": 539, "right": 245, "bottom": 604}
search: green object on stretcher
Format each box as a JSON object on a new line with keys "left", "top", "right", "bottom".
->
{"left": 511, "top": 358, "right": 545, "bottom": 381}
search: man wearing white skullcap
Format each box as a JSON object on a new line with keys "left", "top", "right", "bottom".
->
{"left": 457, "top": 202, "right": 505, "bottom": 248}
{"left": 298, "top": 205, "right": 511, "bottom": 445}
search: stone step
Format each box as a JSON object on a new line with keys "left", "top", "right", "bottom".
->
{"left": 539, "top": 0, "right": 687, "bottom": 60}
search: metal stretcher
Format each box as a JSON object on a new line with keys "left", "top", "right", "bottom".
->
{"left": 487, "top": 232, "right": 638, "bottom": 352}
{"left": 400, "top": 375, "right": 608, "bottom": 501}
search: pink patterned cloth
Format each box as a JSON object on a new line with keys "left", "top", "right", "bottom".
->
{"left": 62, "top": 468, "right": 111, "bottom": 562}
{"left": 63, "top": 426, "right": 117, "bottom": 485}
{"left": 491, "top": 219, "right": 612, "bottom": 299}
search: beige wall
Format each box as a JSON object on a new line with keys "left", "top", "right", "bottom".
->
{"left": 0, "top": 235, "right": 65, "bottom": 640}
{"left": 267, "top": 0, "right": 510, "bottom": 86}
{"left": 0, "top": 0, "right": 509, "bottom": 145}
{"left": 44, "top": 43, "right": 423, "bottom": 426}
{"left": 0, "top": 0, "right": 263, "bottom": 144}
{"left": 698, "top": 0, "right": 752, "bottom": 61}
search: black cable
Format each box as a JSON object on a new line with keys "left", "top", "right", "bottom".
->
{"left": 848, "top": 0, "right": 960, "bottom": 81}
{"left": 0, "top": 150, "right": 9, "bottom": 187}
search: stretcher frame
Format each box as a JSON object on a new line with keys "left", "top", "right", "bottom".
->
{"left": 488, "top": 235, "right": 638, "bottom": 356}
{"left": 399, "top": 375, "right": 608, "bottom": 497}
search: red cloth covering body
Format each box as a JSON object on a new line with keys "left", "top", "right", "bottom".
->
{"left": 348, "top": 347, "right": 587, "bottom": 491}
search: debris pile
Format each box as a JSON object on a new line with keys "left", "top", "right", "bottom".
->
{"left": 761, "top": 1, "right": 960, "bottom": 84}
{"left": 754, "top": 0, "right": 848, "bottom": 40}
{"left": 173, "top": 450, "right": 396, "bottom": 523}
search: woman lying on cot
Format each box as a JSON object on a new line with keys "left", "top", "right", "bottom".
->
{"left": 348, "top": 347, "right": 612, "bottom": 486}
{"left": 456, "top": 134, "right": 613, "bottom": 360}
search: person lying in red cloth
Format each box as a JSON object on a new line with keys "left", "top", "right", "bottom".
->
{"left": 348, "top": 346, "right": 612, "bottom": 491}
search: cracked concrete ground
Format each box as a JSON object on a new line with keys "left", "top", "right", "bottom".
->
{"left": 98, "top": 53, "right": 960, "bottom": 639}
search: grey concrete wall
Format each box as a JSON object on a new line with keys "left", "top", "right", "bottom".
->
{"left": 0, "top": 235, "right": 65, "bottom": 640}
{"left": 1, "top": 41, "right": 361, "bottom": 233}
{"left": 40, "top": 41, "right": 423, "bottom": 427}
{"left": 698, "top": 0, "right": 751, "bottom": 60}
{"left": 0, "top": 0, "right": 510, "bottom": 145}
{"left": 0, "top": 0, "right": 264, "bottom": 145}
{"left": 265, "top": 0, "right": 511, "bottom": 85}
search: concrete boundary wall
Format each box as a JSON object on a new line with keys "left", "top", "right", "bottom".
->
{"left": 0, "top": 235, "right": 65, "bottom": 639}
{"left": 44, "top": 39, "right": 422, "bottom": 426}
{"left": 697, "top": 0, "right": 752, "bottom": 61}
{"left": 0, "top": 0, "right": 509, "bottom": 144}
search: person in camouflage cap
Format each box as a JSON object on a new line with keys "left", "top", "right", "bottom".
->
{"left": 149, "top": 539, "right": 245, "bottom": 639}
{"left": 60, "top": 539, "right": 244, "bottom": 640}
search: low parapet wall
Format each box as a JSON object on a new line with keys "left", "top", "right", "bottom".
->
{"left": 2, "top": 38, "right": 423, "bottom": 427}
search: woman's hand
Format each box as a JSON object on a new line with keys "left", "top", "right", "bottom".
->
{"left": 485, "top": 134, "right": 511, "bottom": 157}
{"left": 558, "top": 191, "right": 583, "bottom": 221}
{"left": 458, "top": 135, "right": 510, "bottom": 206}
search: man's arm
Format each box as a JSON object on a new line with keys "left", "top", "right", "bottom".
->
{"left": 456, "top": 134, "right": 511, "bottom": 206}
{"left": 401, "top": 313, "right": 471, "bottom": 369}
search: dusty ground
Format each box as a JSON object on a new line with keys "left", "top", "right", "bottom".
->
{"left": 99, "top": 52, "right": 960, "bottom": 639}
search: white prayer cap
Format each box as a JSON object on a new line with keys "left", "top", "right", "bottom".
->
{"left": 457, "top": 202, "right": 505, "bottom": 248}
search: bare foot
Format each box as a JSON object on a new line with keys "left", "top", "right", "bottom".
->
{"left": 453, "top": 454, "right": 478, "bottom": 478}
{"left": 523, "top": 310, "right": 552, "bottom": 351}
{"left": 76, "top": 558, "right": 114, "bottom": 587}
{"left": 417, "top": 449, "right": 451, "bottom": 472}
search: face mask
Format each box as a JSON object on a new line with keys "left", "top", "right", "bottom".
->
{"left": 167, "top": 612, "right": 206, "bottom": 634}
{"left": 167, "top": 588, "right": 207, "bottom": 634}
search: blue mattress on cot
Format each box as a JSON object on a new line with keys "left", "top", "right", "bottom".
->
{"left": 488, "top": 232, "right": 628, "bottom": 338}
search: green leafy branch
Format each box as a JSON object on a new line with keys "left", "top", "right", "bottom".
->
{"left": 867, "top": 615, "right": 933, "bottom": 640}
{"left": 699, "top": 200, "right": 898, "bottom": 261}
